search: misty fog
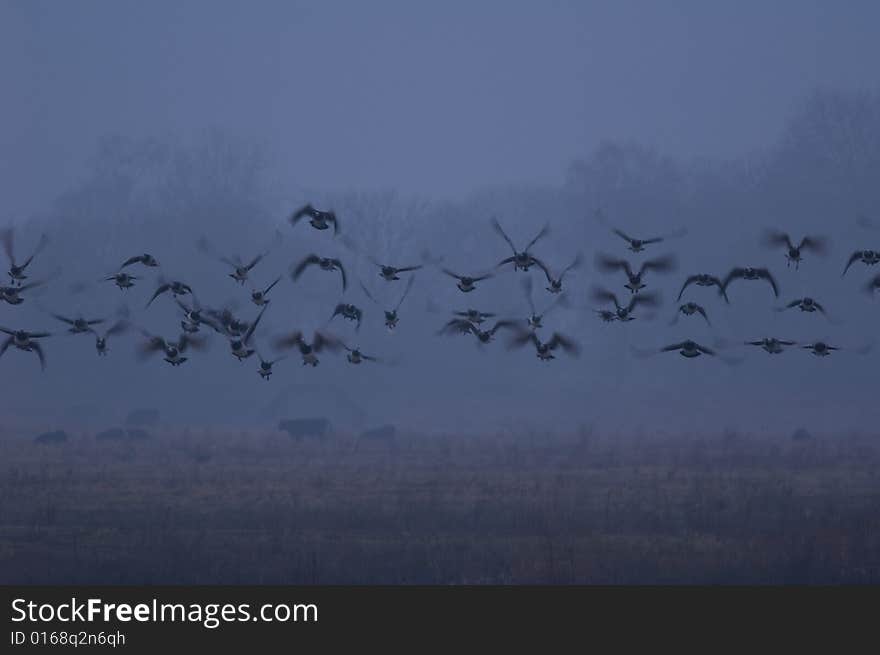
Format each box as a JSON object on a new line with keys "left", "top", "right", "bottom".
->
{"left": 3, "top": 1, "right": 880, "bottom": 438}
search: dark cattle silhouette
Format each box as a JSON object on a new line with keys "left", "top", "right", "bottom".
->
{"left": 125, "top": 408, "right": 160, "bottom": 427}
{"left": 278, "top": 418, "right": 331, "bottom": 440}
{"left": 357, "top": 424, "right": 397, "bottom": 447}
{"left": 95, "top": 427, "right": 126, "bottom": 441}
{"left": 35, "top": 430, "right": 68, "bottom": 445}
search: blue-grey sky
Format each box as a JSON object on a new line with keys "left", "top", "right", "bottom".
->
{"left": 2, "top": 1, "right": 880, "bottom": 437}
{"left": 3, "top": 0, "right": 880, "bottom": 214}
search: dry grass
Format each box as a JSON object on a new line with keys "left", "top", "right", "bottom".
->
{"left": 1, "top": 426, "right": 879, "bottom": 584}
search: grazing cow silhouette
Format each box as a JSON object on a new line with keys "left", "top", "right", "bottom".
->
{"left": 35, "top": 430, "right": 68, "bottom": 445}
{"left": 125, "top": 408, "right": 160, "bottom": 427}
{"left": 278, "top": 418, "right": 331, "bottom": 440}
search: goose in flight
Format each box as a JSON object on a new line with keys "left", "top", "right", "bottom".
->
{"left": 591, "top": 287, "right": 660, "bottom": 322}
{"left": 491, "top": 217, "right": 549, "bottom": 272}
{"left": 745, "top": 337, "right": 797, "bottom": 355}
{"left": 762, "top": 230, "right": 828, "bottom": 269}
{"left": 0, "top": 327, "right": 51, "bottom": 370}
{"left": 1, "top": 229, "right": 49, "bottom": 286}
{"left": 291, "top": 254, "right": 347, "bottom": 292}
{"left": 595, "top": 253, "right": 676, "bottom": 294}
{"left": 721, "top": 267, "right": 779, "bottom": 298}
{"left": 289, "top": 204, "right": 339, "bottom": 235}
{"left": 538, "top": 253, "right": 582, "bottom": 294}
{"left": 678, "top": 274, "right": 728, "bottom": 303}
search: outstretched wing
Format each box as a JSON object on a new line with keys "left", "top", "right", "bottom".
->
{"left": 263, "top": 276, "right": 281, "bottom": 294}
{"left": 628, "top": 291, "right": 660, "bottom": 311}
{"left": 757, "top": 269, "right": 779, "bottom": 296}
{"left": 291, "top": 254, "right": 321, "bottom": 280}
{"left": 547, "top": 332, "right": 580, "bottom": 355}
{"left": 695, "top": 343, "right": 716, "bottom": 355}
{"left": 660, "top": 342, "right": 688, "bottom": 353}
{"left": 333, "top": 259, "right": 347, "bottom": 291}
{"left": 524, "top": 224, "right": 550, "bottom": 252}
{"left": 146, "top": 283, "right": 171, "bottom": 307}
{"left": 395, "top": 275, "right": 416, "bottom": 311}
{"left": 696, "top": 305, "right": 710, "bottom": 325}
{"left": 591, "top": 287, "right": 621, "bottom": 310}
{"left": 359, "top": 280, "right": 380, "bottom": 306}
{"left": 0, "top": 228, "right": 13, "bottom": 264}
{"left": 21, "top": 234, "right": 49, "bottom": 268}
{"left": 721, "top": 268, "right": 746, "bottom": 291}
{"left": 762, "top": 229, "right": 793, "bottom": 250}
{"left": 612, "top": 228, "right": 634, "bottom": 244}
{"left": 289, "top": 204, "right": 316, "bottom": 225}
{"left": 244, "top": 306, "right": 267, "bottom": 344}
{"left": 521, "top": 276, "right": 536, "bottom": 314}
{"left": 640, "top": 254, "right": 677, "bottom": 275}
{"left": 491, "top": 217, "right": 518, "bottom": 254}
{"left": 595, "top": 254, "right": 633, "bottom": 278}
{"left": 677, "top": 275, "right": 698, "bottom": 301}
{"left": 51, "top": 313, "right": 75, "bottom": 326}
{"left": 245, "top": 252, "right": 265, "bottom": 271}
{"left": 842, "top": 251, "right": 862, "bottom": 276}
{"left": 798, "top": 235, "right": 828, "bottom": 254}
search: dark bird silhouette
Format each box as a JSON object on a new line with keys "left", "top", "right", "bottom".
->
{"left": 776, "top": 297, "right": 827, "bottom": 315}
{"left": 250, "top": 276, "right": 281, "bottom": 307}
{"left": 51, "top": 312, "right": 105, "bottom": 335}
{"left": 442, "top": 268, "right": 493, "bottom": 293}
{"left": 802, "top": 341, "right": 839, "bottom": 357}
{"left": 862, "top": 273, "right": 880, "bottom": 296}
{"left": 105, "top": 272, "right": 137, "bottom": 290}
{"left": 595, "top": 253, "right": 676, "bottom": 293}
{"left": 174, "top": 296, "right": 221, "bottom": 334}
{"left": 508, "top": 328, "right": 580, "bottom": 361}
{"left": 594, "top": 210, "right": 687, "bottom": 252}
{"left": 721, "top": 267, "right": 779, "bottom": 298}
{"left": 0, "top": 327, "right": 51, "bottom": 370}
{"left": 452, "top": 309, "right": 496, "bottom": 325}
{"left": 289, "top": 204, "right": 339, "bottom": 234}
{"left": 360, "top": 276, "right": 415, "bottom": 330}
{"left": 678, "top": 274, "right": 728, "bottom": 303}
{"left": 745, "top": 337, "right": 797, "bottom": 355}
{"left": 842, "top": 249, "right": 879, "bottom": 276}
{"left": 1, "top": 229, "right": 48, "bottom": 286}
{"left": 371, "top": 259, "right": 423, "bottom": 282}
{"left": 762, "top": 230, "right": 828, "bottom": 269}
{"left": 591, "top": 287, "right": 660, "bottom": 322}
{"left": 197, "top": 236, "right": 268, "bottom": 285}
{"left": 95, "top": 320, "right": 129, "bottom": 356}
{"left": 292, "top": 254, "right": 347, "bottom": 291}
{"left": 330, "top": 302, "right": 364, "bottom": 331}
{"left": 119, "top": 253, "right": 159, "bottom": 270}
{"left": 229, "top": 306, "right": 266, "bottom": 361}
{"left": 257, "top": 353, "right": 286, "bottom": 380}
{"left": 660, "top": 340, "right": 716, "bottom": 358}
{"left": 537, "top": 253, "right": 582, "bottom": 294}
{"left": 670, "top": 302, "right": 710, "bottom": 326}
{"left": 438, "top": 318, "right": 518, "bottom": 345}
{"left": 521, "top": 276, "right": 568, "bottom": 330}
{"left": 273, "top": 330, "right": 342, "bottom": 367}
{"left": 146, "top": 279, "right": 193, "bottom": 307}
{"left": 1, "top": 279, "right": 47, "bottom": 305}
{"left": 138, "top": 331, "right": 206, "bottom": 367}
{"left": 343, "top": 344, "right": 380, "bottom": 365}
{"left": 492, "top": 218, "right": 549, "bottom": 272}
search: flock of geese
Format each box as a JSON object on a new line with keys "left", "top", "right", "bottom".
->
{"left": 2, "top": 206, "right": 879, "bottom": 376}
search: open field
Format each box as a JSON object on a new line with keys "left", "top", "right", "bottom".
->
{"left": 1, "top": 426, "right": 879, "bottom": 584}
